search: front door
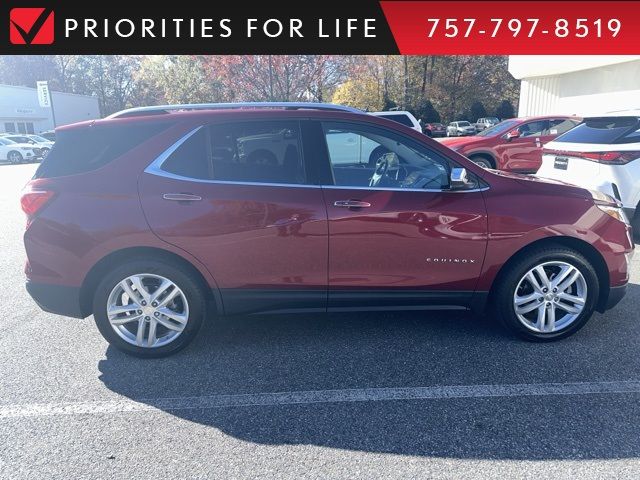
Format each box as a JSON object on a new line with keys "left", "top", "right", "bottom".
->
{"left": 139, "top": 120, "right": 328, "bottom": 315}
{"left": 497, "top": 119, "right": 550, "bottom": 172}
{"left": 318, "top": 121, "right": 489, "bottom": 310}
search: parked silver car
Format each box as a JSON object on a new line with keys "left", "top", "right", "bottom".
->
{"left": 475, "top": 117, "right": 500, "bottom": 131}
{"left": 447, "top": 121, "right": 476, "bottom": 137}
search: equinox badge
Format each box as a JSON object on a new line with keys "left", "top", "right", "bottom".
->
{"left": 427, "top": 258, "right": 476, "bottom": 264}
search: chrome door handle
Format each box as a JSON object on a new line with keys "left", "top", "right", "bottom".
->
{"left": 334, "top": 200, "right": 371, "bottom": 208}
{"left": 162, "top": 193, "right": 202, "bottom": 202}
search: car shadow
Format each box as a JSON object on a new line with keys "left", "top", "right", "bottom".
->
{"left": 98, "top": 283, "right": 640, "bottom": 460}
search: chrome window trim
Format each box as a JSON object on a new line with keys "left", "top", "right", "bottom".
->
{"left": 145, "top": 125, "right": 489, "bottom": 193}
{"left": 146, "top": 167, "right": 322, "bottom": 189}
{"left": 144, "top": 125, "right": 319, "bottom": 189}
{"left": 320, "top": 185, "right": 489, "bottom": 193}
{"left": 144, "top": 125, "right": 203, "bottom": 174}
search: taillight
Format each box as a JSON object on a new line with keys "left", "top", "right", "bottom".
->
{"left": 20, "top": 184, "right": 55, "bottom": 219}
{"left": 544, "top": 149, "right": 640, "bottom": 165}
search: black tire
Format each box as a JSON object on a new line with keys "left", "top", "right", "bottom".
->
{"left": 632, "top": 211, "right": 640, "bottom": 241}
{"left": 93, "top": 259, "right": 207, "bottom": 358}
{"left": 493, "top": 246, "right": 599, "bottom": 341}
{"left": 470, "top": 155, "right": 494, "bottom": 169}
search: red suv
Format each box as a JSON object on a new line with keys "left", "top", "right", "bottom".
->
{"left": 440, "top": 116, "right": 581, "bottom": 172}
{"left": 22, "top": 103, "right": 632, "bottom": 357}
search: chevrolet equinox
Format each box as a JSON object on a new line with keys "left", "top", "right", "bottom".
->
{"left": 22, "top": 103, "right": 634, "bottom": 357}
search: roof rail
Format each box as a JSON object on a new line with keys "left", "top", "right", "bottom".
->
{"left": 107, "top": 102, "right": 362, "bottom": 119}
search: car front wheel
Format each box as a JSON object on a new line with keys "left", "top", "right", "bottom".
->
{"left": 470, "top": 156, "right": 494, "bottom": 169}
{"left": 493, "top": 246, "right": 599, "bottom": 341}
{"left": 93, "top": 259, "right": 206, "bottom": 357}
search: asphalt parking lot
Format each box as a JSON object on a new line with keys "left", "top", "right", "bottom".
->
{"left": 1, "top": 163, "right": 640, "bottom": 479}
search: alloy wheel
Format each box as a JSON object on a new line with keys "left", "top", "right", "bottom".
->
{"left": 513, "top": 261, "right": 587, "bottom": 333}
{"left": 473, "top": 159, "right": 492, "bottom": 169}
{"left": 106, "top": 273, "right": 189, "bottom": 348}
{"left": 8, "top": 152, "right": 22, "bottom": 164}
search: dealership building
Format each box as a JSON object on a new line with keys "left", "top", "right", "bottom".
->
{"left": 0, "top": 84, "right": 100, "bottom": 135}
{"left": 509, "top": 55, "right": 640, "bottom": 117}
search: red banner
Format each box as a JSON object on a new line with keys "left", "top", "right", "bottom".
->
{"left": 380, "top": 1, "right": 640, "bottom": 54}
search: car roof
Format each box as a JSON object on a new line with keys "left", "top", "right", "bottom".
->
{"left": 56, "top": 107, "right": 427, "bottom": 136}
{"left": 370, "top": 111, "right": 413, "bottom": 116}
{"left": 588, "top": 109, "right": 640, "bottom": 118}
{"left": 515, "top": 115, "right": 580, "bottom": 121}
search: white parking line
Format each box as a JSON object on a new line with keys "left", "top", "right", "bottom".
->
{"left": 2, "top": 381, "right": 640, "bottom": 419}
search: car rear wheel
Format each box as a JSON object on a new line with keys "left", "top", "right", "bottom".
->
{"left": 493, "top": 246, "right": 599, "bottom": 341}
{"left": 93, "top": 259, "right": 206, "bottom": 357}
{"left": 7, "top": 151, "right": 23, "bottom": 164}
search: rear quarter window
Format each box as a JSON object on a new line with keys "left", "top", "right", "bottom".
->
{"left": 34, "top": 122, "right": 171, "bottom": 178}
{"left": 554, "top": 117, "right": 639, "bottom": 144}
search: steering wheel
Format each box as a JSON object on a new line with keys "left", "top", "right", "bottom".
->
{"left": 369, "top": 155, "right": 390, "bottom": 187}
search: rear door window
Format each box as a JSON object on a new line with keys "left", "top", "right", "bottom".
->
{"left": 555, "top": 117, "right": 639, "bottom": 144}
{"left": 161, "top": 121, "right": 306, "bottom": 185}
{"left": 211, "top": 121, "right": 305, "bottom": 184}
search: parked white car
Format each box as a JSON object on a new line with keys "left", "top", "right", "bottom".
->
{"left": 370, "top": 111, "right": 422, "bottom": 132}
{"left": 537, "top": 111, "right": 640, "bottom": 232}
{"left": 0, "top": 137, "right": 41, "bottom": 163}
{"left": 1, "top": 134, "right": 54, "bottom": 157}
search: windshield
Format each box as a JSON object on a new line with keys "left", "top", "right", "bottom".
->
{"left": 477, "top": 119, "right": 520, "bottom": 137}
{"left": 457, "top": 121, "right": 471, "bottom": 127}
{"left": 0, "top": 138, "right": 16, "bottom": 145}
{"left": 28, "top": 135, "right": 49, "bottom": 142}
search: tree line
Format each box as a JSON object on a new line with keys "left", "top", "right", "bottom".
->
{"left": 0, "top": 55, "right": 519, "bottom": 123}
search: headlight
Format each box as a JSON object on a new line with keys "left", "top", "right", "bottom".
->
{"left": 597, "top": 204, "right": 630, "bottom": 225}
{"left": 589, "top": 189, "right": 616, "bottom": 204}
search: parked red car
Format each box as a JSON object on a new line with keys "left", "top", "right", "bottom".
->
{"left": 423, "top": 122, "right": 446, "bottom": 137}
{"left": 22, "top": 103, "right": 632, "bottom": 357}
{"left": 440, "top": 116, "right": 581, "bottom": 172}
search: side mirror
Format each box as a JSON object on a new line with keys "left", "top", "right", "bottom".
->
{"left": 506, "top": 129, "right": 520, "bottom": 140}
{"left": 450, "top": 167, "right": 470, "bottom": 188}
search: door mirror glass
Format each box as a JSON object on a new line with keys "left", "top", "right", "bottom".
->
{"left": 450, "top": 167, "right": 469, "bottom": 188}
{"left": 506, "top": 129, "right": 520, "bottom": 140}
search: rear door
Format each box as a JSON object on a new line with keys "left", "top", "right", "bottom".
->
{"left": 316, "top": 121, "right": 488, "bottom": 310}
{"left": 139, "top": 120, "right": 328, "bottom": 315}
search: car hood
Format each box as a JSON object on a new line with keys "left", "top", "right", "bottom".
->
{"left": 487, "top": 169, "right": 596, "bottom": 200}
{"left": 440, "top": 136, "right": 484, "bottom": 147}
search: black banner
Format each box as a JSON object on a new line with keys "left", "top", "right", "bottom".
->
{"left": 2, "top": 0, "right": 399, "bottom": 54}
